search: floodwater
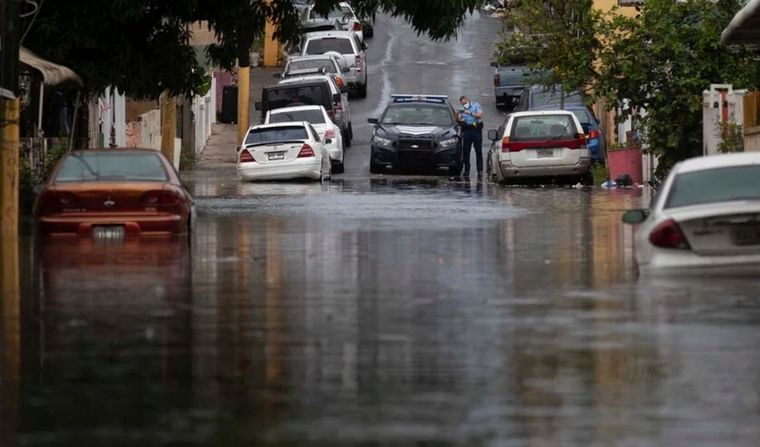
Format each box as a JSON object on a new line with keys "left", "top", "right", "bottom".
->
{"left": 8, "top": 170, "right": 760, "bottom": 446}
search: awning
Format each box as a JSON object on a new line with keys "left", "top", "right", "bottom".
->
{"left": 20, "top": 46, "right": 82, "bottom": 87}
{"left": 722, "top": 0, "right": 760, "bottom": 50}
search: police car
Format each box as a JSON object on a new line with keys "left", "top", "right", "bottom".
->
{"left": 367, "top": 95, "right": 462, "bottom": 174}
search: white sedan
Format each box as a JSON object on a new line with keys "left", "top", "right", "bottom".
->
{"left": 238, "top": 122, "right": 331, "bottom": 182}
{"left": 623, "top": 152, "right": 760, "bottom": 276}
{"left": 265, "top": 105, "right": 345, "bottom": 173}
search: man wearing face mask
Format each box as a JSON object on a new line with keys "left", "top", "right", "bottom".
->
{"left": 457, "top": 95, "right": 484, "bottom": 180}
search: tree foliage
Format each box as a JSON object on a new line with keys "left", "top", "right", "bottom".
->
{"left": 24, "top": 0, "right": 488, "bottom": 100}
{"left": 496, "top": 0, "right": 758, "bottom": 175}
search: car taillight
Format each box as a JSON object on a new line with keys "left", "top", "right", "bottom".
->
{"left": 327, "top": 109, "right": 336, "bottom": 120}
{"left": 493, "top": 74, "right": 500, "bottom": 87}
{"left": 576, "top": 133, "right": 587, "bottom": 149}
{"left": 240, "top": 148, "right": 255, "bottom": 163}
{"left": 335, "top": 77, "right": 345, "bottom": 88}
{"left": 649, "top": 219, "right": 691, "bottom": 250}
{"left": 588, "top": 129, "right": 601, "bottom": 139}
{"left": 36, "top": 190, "right": 85, "bottom": 214}
{"left": 353, "top": 22, "right": 361, "bottom": 31}
{"left": 501, "top": 137, "right": 511, "bottom": 152}
{"left": 298, "top": 144, "right": 315, "bottom": 158}
{"left": 355, "top": 55, "right": 361, "bottom": 65}
{"left": 324, "top": 129, "right": 336, "bottom": 139}
{"left": 141, "top": 189, "right": 181, "bottom": 206}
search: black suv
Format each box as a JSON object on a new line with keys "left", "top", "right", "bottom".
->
{"left": 367, "top": 95, "right": 461, "bottom": 175}
{"left": 256, "top": 79, "right": 342, "bottom": 124}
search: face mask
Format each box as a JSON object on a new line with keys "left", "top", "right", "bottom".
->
{"left": 463, "top": 103, "right": 471, "bottom": 109}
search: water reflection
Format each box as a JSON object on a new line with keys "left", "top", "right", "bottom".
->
{"left": 20, "top": 238, "right": 192, "bottom": 446}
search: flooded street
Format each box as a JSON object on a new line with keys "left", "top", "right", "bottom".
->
{"left": 6, "top": 10, "right": 760, "bottom": 447}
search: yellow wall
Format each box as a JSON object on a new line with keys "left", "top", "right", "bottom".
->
{"left": 593, "top": 0, "right": 640, "bottom": 17}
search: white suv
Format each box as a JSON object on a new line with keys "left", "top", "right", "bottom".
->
{"left": 486, "top": 110, "right": 592, "bottom": 185}
{"left": 301, "top": 31, "right": 368, "bottom": 98}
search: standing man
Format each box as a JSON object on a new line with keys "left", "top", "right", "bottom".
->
{"left": 457, "top": 95, "right": 484, "bottom": 180}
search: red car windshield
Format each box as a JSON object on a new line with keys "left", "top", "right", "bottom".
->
{"left": 54, "top": 153, "right": 168, "bottom": 183}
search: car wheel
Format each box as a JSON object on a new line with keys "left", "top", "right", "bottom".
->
{"left": 358, "top": 80, "right": 368, "bottom": 98}
{"left": 343, "top": 128, "right": 352, "bottom": 147}
{"left": 581, "top": 172, "right": 594, "bottom": 187}
{"left": 348, "top": 122, "right": 354, "bottom": 140}
{"left": 370, "top": 155, "right": 383, "bottom": 174}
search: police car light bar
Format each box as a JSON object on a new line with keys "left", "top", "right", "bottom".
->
{"left": 391, "top": 94, "right": 449, "bottom": 104}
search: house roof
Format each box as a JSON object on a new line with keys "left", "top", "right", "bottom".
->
{"left": 722, "top": 0, "right": 760, "bottom": 50}
{"left": 20, "top": 47, "right": 82, "bottom": 87}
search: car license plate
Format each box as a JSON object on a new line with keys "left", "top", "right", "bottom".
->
{"left": 92, "top": 225, "right": 125, "bottom": 242}
{"left": 733, "top": 226, "right": 760, "bottom": 246}
{"left": 536, "top": 149, "right": 554, "bottom": 159}
{"left": 268, "top": 151, "right": 286, "bottom": 161}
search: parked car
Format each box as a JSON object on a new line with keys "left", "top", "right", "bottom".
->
{"left": 278, "top": 73, "right": 352, "bottom": 146}
{"left": 367, "top": 94, "right": 462, "bottom": 175}
{"left": 533, "top": 104, "right": 605, "bottom": 161}
{"left": 302, "top": 2, "right": 363, "bottom": 41}
{"left": 623, "top": 152, "right": 760, "bottom": 276}
{"left": 282, "top": 53, "right": 350, "bottom": 89}
{"left": 490, "top": 58, "right": 545, "bottom": 110}
{"left": 486, "top": 110, "right": 592, "bottom": 185}
{"left": 301, "top": 31, "right": 368, "bottom": 98}
{"left": 264, "top": 105, "right": 345, "bottom": 174}
{"left": 34, "top": 149, "right": 194, "bottom": 240}
{"left": 238, "top": 122, "right": 332, "bottom": 182}
{"left": 513, "top": 84, "right": 584, "bottom": 113}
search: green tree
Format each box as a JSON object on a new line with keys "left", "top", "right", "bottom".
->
{"left": 494, "top": 0, "right": 603, "bottom": 100}
{"left": 597, "top": 0, "right": 757, "bottom": 176}
{"left": 24, "top": 0, "right": 489, "bottom": 100}
{"left": 497, "top": 0, "right": 758, "bottom": 176}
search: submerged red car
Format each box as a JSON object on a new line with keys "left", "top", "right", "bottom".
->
{"left": 34, "top": 149, "right": 194, "bottom": 239}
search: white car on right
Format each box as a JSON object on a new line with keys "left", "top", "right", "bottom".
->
{"left": 623, "top": 152, "right": 760, "bottom": 276}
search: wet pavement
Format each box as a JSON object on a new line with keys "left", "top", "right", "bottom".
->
{"left": 6, "top": 11, "right": 760, "bottom": 447}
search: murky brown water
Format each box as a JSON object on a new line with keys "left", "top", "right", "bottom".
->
{"left": 5, "top": 168, "right": 760, "bottom": 447}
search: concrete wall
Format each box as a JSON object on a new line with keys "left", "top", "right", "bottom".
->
{"left": 139, "top": 109, "right": 162, "bottom": 150}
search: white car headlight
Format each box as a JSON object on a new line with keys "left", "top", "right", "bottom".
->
{"left": 440, "top": 138, "right": 458, "bottom": 147}
{"left": 373, "top": 136, "right": 392, "bottom": 146}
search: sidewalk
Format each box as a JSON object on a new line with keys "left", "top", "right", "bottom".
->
{"left": 197, "top": 66, "right": 281, "bottom": 168}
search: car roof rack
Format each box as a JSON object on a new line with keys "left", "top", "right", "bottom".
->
{"left": 390, "top": 94, "right": 449, "bottom": 104}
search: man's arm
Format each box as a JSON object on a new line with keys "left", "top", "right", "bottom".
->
{"left": 472, "top": 103, "right": 483, "bottom": 119}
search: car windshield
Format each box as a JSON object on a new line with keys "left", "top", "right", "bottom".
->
{"left": 570, "top": 109, "right": 591, "bottom": 124}
{"left": 666, "top": 165, "right": 760, "bottom": 209}
{"left": 309, "top": 5, "right": 352, "bottom": 19}
{"left": 269, "top": 109, "right": 326, "bottom": 124}
{"left": 287, "top": 59, "right": 338, "bottom": 74}
{"left": 245, "top": 126, "right": 309, "bottom": 145}
{"left": 511, "top": 115, "right": 576, "bottom": 141}
{"left": 381, "top": 105, "right": 453, "bottom": 126}
{"left": 54, "top": 152, "right": 168, "bottom": 183}
{"left": 265, "top": 84, "right": 326, "bottom": 109}
{"left": 531, "top": 88, "right": 583, "bottom": 108}
{"left": 305, "top": 38, "right": 354, "bottom": 55}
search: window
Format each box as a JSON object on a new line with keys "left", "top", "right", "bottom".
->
{"left": 269, "top": 109, "right": 326, "bottom": 124}
{"left": 244, "top": 126, "right": 309, "bottom": 145}
{"left": 54, "top": 153, "right": 168, "bottom": 183}
{"left": 510, "top": 115, "right": 576, "bottom": 141}
{"left": 305, "top": 38, "right": 354, "bottom": 55}
{"left": 287, "top": 59, "right": 337, "bottom": 74}
{"left": 265, "top": 84, "right": 327, "bottom": 109}
{"left": 309, "top": 5, "right": 352, "bottom": 20}
{"left": 531, "top": 88, "right": 583, "bottom": 108}
{"left": 308, "top": 125, "right": 321, "bottom": 142}
{"left": 381, "top": 105, "right": 454, "bottom": 126}
{"left": 665, "top": 165, "right": 760, "bottom": 209}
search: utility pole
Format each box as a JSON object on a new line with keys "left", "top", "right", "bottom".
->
{"left": 0, "top": 1, "right": 22, "bottom": 445}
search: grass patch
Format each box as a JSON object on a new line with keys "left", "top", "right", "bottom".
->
{"left": 591, "top": 162, "right": 609, "bottom": 186}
